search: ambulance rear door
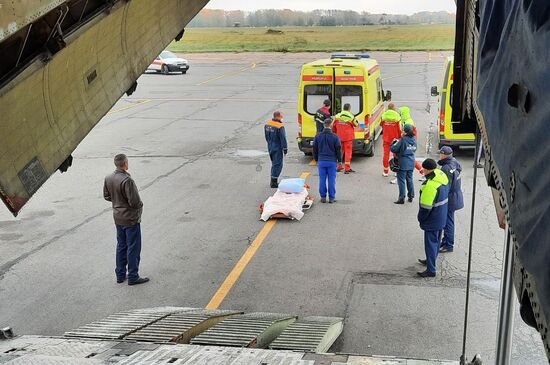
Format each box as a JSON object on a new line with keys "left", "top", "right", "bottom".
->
{"left": 334, "top": 65, "right": 366, "bottom": 140}
{"left": 299, "top": 65, "right": 334, "bottom": 139}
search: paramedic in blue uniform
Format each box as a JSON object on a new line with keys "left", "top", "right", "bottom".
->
{"left": 438, "top": 146, "right": 464, "bottom": 253}
{"left": 416, "top": 158, "right": 450, "bottom": 277}
{"left": 313, "top": 118, "right": 342, "bottom": 204}
{"left": 314, "top": 99, "right": 332, "bottom": 134}
{"left": 390, "top": 123, "right": 417, "bottom": 204}
{"left": 265, "top": 111, "right": 288, "bottom": 188}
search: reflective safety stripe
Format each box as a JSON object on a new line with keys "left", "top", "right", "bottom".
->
{"left": 381, "top": 109, "right": 401, "bottom": 122}
{"left": 420, "top": 203, "right": 432, "bottom": 210}
{"left": 266, "top": 120, "right": 283, "bottom": 128}
{"left": 335, "top": 111, "right": 356, "bottom": 124}
{"left": 433, "top": 198, "right": 448, "bottom": 207}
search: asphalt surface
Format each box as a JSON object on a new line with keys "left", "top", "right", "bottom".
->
{"left": 0, "top": 52, "right": 547, "bottom": 364}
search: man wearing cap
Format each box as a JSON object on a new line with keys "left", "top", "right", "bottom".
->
{"left": 390, "top": 124, "right": 417, "bottom": 204}
{"left": 314, "top": 99, "right": 332, "bottom": 135}
{"left": 416, "top": 158, "right": 450, "bottom": 277}
{"left": 313, "top": 118, "right": 342, "bottom": 203}
{"left": 438, "top": 146, "right": 464, "bottom": 253}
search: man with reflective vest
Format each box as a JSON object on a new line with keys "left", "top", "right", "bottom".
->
{"left": 333, "top": 103, "right": 358, "bottom": 174}
{"left": 264, "top": 111, "right": 288, "bottom": 188}
{"left": 438, "top": 146, "right": 464, "bottom": 253}
{"left": 399, "top": 106, "right": 423, "bottom": 175}
{"left": 416, "top": 158, "right": 450, "bottom": 277}
{"left": 314, "top": 99, "right": 332, "bottom": 134}
{"left": 381, "top": 103, "right": 402, "bottom": 177}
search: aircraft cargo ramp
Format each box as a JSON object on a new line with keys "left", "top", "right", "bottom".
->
{"left": 0, "top": 307, "right": 458, "bottom": 364}
{"left": 0, "top": 0, "right": 208, "bottom": 215}
{"left": 63, "top": 307, "right": 344, "bottom": 354}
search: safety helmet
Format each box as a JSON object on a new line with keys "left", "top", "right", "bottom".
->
{"left": 389, "top": 157, "right": 400, "bottom": 172}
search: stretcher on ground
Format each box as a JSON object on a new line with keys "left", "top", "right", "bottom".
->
{"left": 259, "top": 185, "right": 314, "bottom": 221}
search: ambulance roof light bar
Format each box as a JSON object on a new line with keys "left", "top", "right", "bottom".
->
{"left": 331, "top": 54, "right": 370, "bottom": 59}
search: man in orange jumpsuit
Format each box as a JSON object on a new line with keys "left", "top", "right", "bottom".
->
{"left": 380, "top": 103, "right": 402, "bottom": 177}
{"left": 333, "top": 103, "right": 358, "bottom": 174}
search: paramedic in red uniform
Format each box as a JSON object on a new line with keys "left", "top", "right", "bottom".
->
{"left": 333, "top": 103, "right": 358, "bottom": 174}
{"left": 380, "top": 103, "right": 402, "bottom": 177}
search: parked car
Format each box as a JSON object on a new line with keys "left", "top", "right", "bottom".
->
{"left": 147, "top": 51, "right": 189, "bottom": 74}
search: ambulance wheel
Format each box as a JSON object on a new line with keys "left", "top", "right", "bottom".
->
{"left": 182, "top": 70, "right": 187, "bottom": 74}
{"left": 304, "top": 152, "right": 312, "bottom": 156}
{"left": 161, "top": 64, "right": 169, "bottom": 75}
{"left": 364, "top": 138, "right": 375, "bottom": 157}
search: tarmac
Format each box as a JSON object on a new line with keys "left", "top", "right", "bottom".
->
{"left": 0, "top": 52, "right": 547, "bottom": 364}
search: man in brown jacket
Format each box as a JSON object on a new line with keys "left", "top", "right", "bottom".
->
{"left": 104, "top": 154, "right": 149, "bottom": 285}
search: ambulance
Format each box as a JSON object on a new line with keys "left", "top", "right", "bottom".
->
{"left": 431, "top": 57, "right": 475, "bottom": 149}
{"left": 297, "top": 54, "right": 391, "bottom": 156}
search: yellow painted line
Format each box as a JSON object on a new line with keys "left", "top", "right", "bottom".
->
{"left": 309, "top": 160, "right": 317, "bottom": 166}
{"left": 205, "top": 219, "right": 277, "bottom": 309}
{"left": 107, "top": 100, "right": 152, "bottom": 115}
{"left": 206, "top": 171, "right": 310, "bottom": 309}
{"left": 196, "top": 63, "right": 256, "bottom": 86}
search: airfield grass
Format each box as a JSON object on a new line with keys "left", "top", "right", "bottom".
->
{"left": 168, "top": 25, "right": 455, "bottom": 53}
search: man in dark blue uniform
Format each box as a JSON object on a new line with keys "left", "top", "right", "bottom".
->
{"left": 314, "top": 99, "right": 332, "bottom": 134}
{"left": 313, "top": 118, "right": 342, "bottom": 203}
{"left": 265, "top": 111, "right": 288, "bottom": 188}
{"left": 438, "top": 146, "right": 464, "bottom": 253}
{"left": 390, "top": 124, "right": 417, "bottom": 204}
{"left": 417, "top": 158, "right": 450, "bottom": 277}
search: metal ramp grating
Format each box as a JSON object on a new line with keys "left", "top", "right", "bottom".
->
{"left": 269, "top": 316, "right": 344, "bottom": 353}
{"left": 64, "top": 307, "right": 189, "bottom": 340}
{"left": 124, "top": 309, "right": 242, "bottom": 343}
{"left": 190, "top": 312, "right": 297, "bottom": 348}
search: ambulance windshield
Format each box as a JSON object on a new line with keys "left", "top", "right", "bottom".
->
{"left": 335, "top": 85, "right": 362, "bottom": 115}
{"left": 304, "top": 84, "right": 332, "bottom": 115}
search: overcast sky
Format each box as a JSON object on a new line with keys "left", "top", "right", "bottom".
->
{"left": 204, "top": 0, "right": 456, "bottom": 15}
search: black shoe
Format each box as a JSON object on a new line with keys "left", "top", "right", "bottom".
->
{"left": 128, "top": 277, "right": 149, "bottom": 286}
{"left": 321, "top": 197, "right": 327, "bottom": 203}
{"left": 394, "top": 199, "right": 405, "bottom": 205}
{"left": 329, "top": 199, "right": 336, "bottom": 204}
{"left": 408, "top": 197, "right": 414, "bottom": 202}
{"left": 417, "top": 270, "right": 436, "bottom": 278}
{"left": 348, "top": 169, "right": 356, "bottom": 173}
{"left": 439, "top": 246, "right": 454, "bottom": 253}
{"left": 270, "top": 178, "right": 278, "bottom": 188}
{"left": 117, "top": 277, "right": 126, "bottom": 284}
{"left": 344, "top": 171, "right": 350, "bottom": 174}
{"left": 417, "top": 259, "right": 427, "bottom": 266}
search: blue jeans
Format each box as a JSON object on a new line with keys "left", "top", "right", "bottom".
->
{"left": 115, "top": 224, "right": 142, "bottom": 281}
{"left": 441, "top": 209, "right": 455, "bottom": 249}
{"left": 424, "top": 230, "right": 441, "bottom": 273}
{"left": 397, "top": 169, "right": 414, "bottom": 200}
{"left": 318, "top": 160, "right": 337, "bottom": 200}
{"left": 269, "top": 149, "right": 283, "bottom": 178}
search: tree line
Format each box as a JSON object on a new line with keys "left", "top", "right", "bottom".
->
{"left": 189, "top": 9, "right": 455, "bottom": 28}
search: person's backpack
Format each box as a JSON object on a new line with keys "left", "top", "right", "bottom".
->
{"left": 389, "top": 157, "right": 400, "bottom": 172}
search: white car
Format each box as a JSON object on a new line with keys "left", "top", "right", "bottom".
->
{"left": 147, "top": 51, "right": 189, "bottom": 74}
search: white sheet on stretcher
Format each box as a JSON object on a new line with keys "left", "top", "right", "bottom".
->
{"left": 260, "top": 188, "right": 309, "bottom": 221}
